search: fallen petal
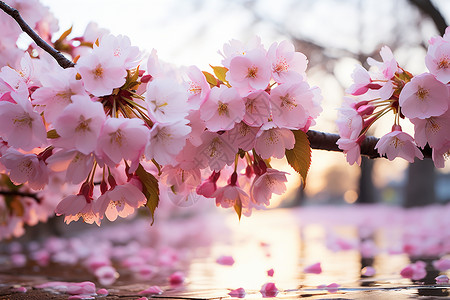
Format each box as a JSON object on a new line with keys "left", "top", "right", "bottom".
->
{"left": 304, "top": 262, "right": 322, "bottom": 274}
{"left": 229, "top": 287, "right": 246, "bottom": 298}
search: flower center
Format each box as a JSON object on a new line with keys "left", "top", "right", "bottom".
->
{"left": 247, "top": 66, "right": 258, "bottom": 78}
{"left": 415, "top": 86, "right": 429, "bottom": 100}
{"left": 273, "top": 58, "right": 289, "bottom": 73}
{"left": 93, "top": 64, "right": 104, "bottom": 79}
{"left": 438, "top": 57, "right": 449, "bottom": 69}
{"left": 390, "top": 137, "right": 404, "bottom": 148}
{"left": 76, "top": 115, "right": 92, "bottom": 132}
{"left": 218, "top": 101, "right": 229, "bottom": 116}
{"left": 279, "top": 94, "right": 297, "bottom": 110}
{"left": 14, "top": 113, "right": 33, "bottom": 128}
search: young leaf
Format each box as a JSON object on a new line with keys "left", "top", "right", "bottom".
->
{"left": 210, "top": 65, "right": 229, "bottom": 85}
{"left": 202, "top": 71, "right": 219, "bottom": 87}
{"left": 47, "top": 129, "right": 60, "bottom": 139}
{"left": 285, "top": 130, "right": 311, "bottom": 188}
{"left": 135, "top": 164, "right": 160, "bottom": 225}
{"left": 234, "top": 199, "right": 242, "bottom": 220}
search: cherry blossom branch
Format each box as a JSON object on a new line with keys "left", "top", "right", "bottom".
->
{"left": 0, "top": 190, "right": 41, "bottom": 203}
{"left": 0, "top": 1, "right": 74, "bottom": 69}
{"left": 306, "top": 130, "right": 432, "bottom": 159}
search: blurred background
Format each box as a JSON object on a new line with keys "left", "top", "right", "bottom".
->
{"left": 39, "top": 0, "right": 450, "bottom": 208}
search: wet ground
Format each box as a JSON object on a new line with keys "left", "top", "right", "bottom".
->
{"left": 0, "top": 204, "right": 449, "bottom": 299}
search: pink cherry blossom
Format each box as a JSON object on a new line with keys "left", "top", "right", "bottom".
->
{"left": 267, "top": 40, "right": 307, "bottom": 83}
{"left": 270, "top": 81, "right": 315, "bottom": 129}
{"left": 55, "top": 194, "right": 100, "bottom": 226}
{"left": 243, "top": 90, "right": 271, "bottom": 126}
{"left": 375, "top": 125, "right": 424, "bottom": 163}
{"left": 223, "top": 122, "right": 259, "bottom": 152}
{"left": 346, "top": 64, "right": 372, "bottom": 95}
{"left": 425, "top": 38, "right": 450, "bottom": 84}
{"left": 95, "top": 179, "right": 146, "bottom": 222}
{"left": 226, "top": 49, "right": 271, "bottom": 95}
{"left": 196, "top": 171, "right": 220, "bottom": 198}
{"left": 76, "top": 43, "right": 127, "bottom": 97}
{"left": 337, "top": 137, "right": 362, "bottom": 166}
{"left": 260, "top": 282, "right": 279, "bottom": 298}
{"left": 145, "top": 77, "right": 189, "bottom": 123}
{"left": 304, "top": 262, "right": 322, "bottom": 274}
{"left": 0, "top": 53, "right": 37, "bottom": 100}
{"left": 98, "top": 34, "right": 141, "bottom": 70}
{"left": 250, "top": 168, "right": 288, "bottom": 206}
{"left": 146, "top": 119, "right": 191, "bottom": 166}
{"left": 200, "top": 85, "right": 244, "bottom": 132}
{"left": 400, "top": 261, "right": 427, "bottom": 280}
{"left": 220, "top": 36, "right": 265, "bottom": 68}
{"left": 228, "top": 287, "right": 246, "bottom": 298}
{"left": 432, "top": 141, "right": 450, "bottom": 168}
{"left": 399, "top": 73, "right": 448, "bottom": 119}
{"left": 216, "top": 255, "right": 235, "bottom": 266}
{"left": 192, "top": 131, "right": 237, "bottom": 171}
{"left": 32, "top": 67, "right": 87, "bottom": 123}
{"left": 0, "top": 148, "right": 48, "bottom": 190}
{"left": 0, "top": 99, "right": 47, "bottom": 151}
{"left": 213, "top": 183, "right": 250, "bottom": 210}
{"left": 185, "top": 65, "right": 210, "bottom": 109}
{"left": 46, "top": 150, "right": 94, "bottom": 184}
{"left": 254, "top": 123, "right": 295, "bottom": 159}
{"left": 367, "top": 46, "right": 400, "bottom": 99}
{"left": 411, "top": 111, "right": 450, "bottom": 149}
{"left": 53, "top": 95, "right": 106, "bottom": 155}
{"left": 96, "top": 117, "right": 149, "bottom": 168}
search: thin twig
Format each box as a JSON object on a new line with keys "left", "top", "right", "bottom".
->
{"left": 0, "top": 1, "right": 75, "bottom": 69}
{"left": 0, "top": 190, "right": 41, "bottom": 203}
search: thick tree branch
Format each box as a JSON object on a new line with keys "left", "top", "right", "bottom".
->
{"left": 0, "top": 1, "right": 74, "bottom": 69}
{"left": 409, "top": 0, "right": 448, "bottom": 35}
{"left": 307, "top": 130, "right": 432, "bottom": 159}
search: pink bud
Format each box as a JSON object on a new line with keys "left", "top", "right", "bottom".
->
{"left": 267, "top": 268, "right": 274, "bottom": 277}
{"left": 361, "top": 266, "right": 376, "bottom": 277}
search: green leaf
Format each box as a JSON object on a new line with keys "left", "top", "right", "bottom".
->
{"left": 202, "top": 71, "right": 218, "bottom": 87}
{"left": 210, "top": 65, "right": 229, "bottom": 85}
{"left": 285, "top": 130, "right": 311, "bottom": 189}
{"left": 47, "top": 129, "right": 60, "bottom": 139}
{"left": 234, "top": 199, "right": 242, "bottom": 220}
{"left": 135, "top": 164, "right": 160, "bottom": 225}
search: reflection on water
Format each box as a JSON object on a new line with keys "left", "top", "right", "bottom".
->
{"left": 188, "top": 205, "right": 449, "bottom": 297}
{"left": 0, "top": 204, "right": 449, "bottom": 298}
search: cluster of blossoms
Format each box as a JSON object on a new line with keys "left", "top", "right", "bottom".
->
{"left": 0, "top": 0, "right": 322, "bottom": 238}
{"left": 337, "top": 27, "right": 450, "bottom": 167}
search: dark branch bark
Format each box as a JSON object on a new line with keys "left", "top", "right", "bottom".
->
{"left": 0, "top": 1, "right": 75, "bottom": 69}
{"left": 409, "top": 0, "right": 448, "bottom": 35}
{"left": 306, "top": 130, "right": 432, "bottom": 159}
{"left": 0, "top": 190, "right": 41, "bottom": 203}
